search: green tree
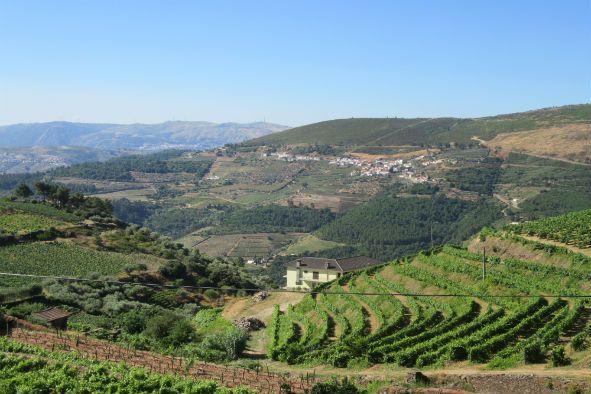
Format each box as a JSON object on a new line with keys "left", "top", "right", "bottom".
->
{"left": 14, "top": 183, "right": 33, "bottom": 199}
{"left": 35, "top": 182, "right": 57, "bottom": 201}
{"left": 54, "top": 186, "right": 70, "bottom": 207}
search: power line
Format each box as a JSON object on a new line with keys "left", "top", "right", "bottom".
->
{"left": 1, "top": 272, "right": 590, "bottom": 299}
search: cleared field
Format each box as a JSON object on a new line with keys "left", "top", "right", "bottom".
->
{"left": 280, "top": 192, "right": 369, "bottom": 212}
{"left": 196, "top": 232, "right": 305, "bottom": 258}
{"left": 91, "top": 188, "right": 154, "bottom": 201}
{"left": 283, "top": 234, "right": 344, "bottom": 255}
{"left": 53, "top": 177, "right": 143, "bottom": 192}
{"left": 484, "top": 123, "right": 591, "bottom": 163}
{"left": 347, "top": 147, "right": 438, "bottom": 160}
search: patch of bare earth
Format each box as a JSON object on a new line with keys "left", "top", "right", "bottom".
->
{"left": 468, "top": 237, "right": 574, "bottom": 267}
{"left": 484, "top": 123, "right": 591, "bottom": 164}
{"left": 222, "top": 292, "right": 305, "bottom": 324}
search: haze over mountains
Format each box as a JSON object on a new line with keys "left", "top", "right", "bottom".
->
{"left": 0, "top": 121, "right": 289, "bottom": 151}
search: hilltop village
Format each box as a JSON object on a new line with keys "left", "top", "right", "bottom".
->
{"left": 265, "top": 150, "right": 456, "bottom": 182}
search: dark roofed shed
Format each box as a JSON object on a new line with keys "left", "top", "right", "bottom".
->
{"left": 32, "top": 308, "right": 74, "bottom": 330}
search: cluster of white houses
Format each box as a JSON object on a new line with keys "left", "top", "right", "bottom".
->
{"left": 285, "top": 256, "right": 383, "bottom": 289}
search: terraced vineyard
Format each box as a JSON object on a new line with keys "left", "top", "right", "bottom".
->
{"left": 0, "top": 200, "right": 82, "bottom": 222}
{"left": 509, "top": 209, "right": 591, "bottom": 248}
{"left": 267, "top": 234, "right": 591, "bottom": 369}
{"left": 0, "top": 242, "right": 151, "bottom": 286}
{"left": 0, "top": 212, "right": 72, "bottom": 234}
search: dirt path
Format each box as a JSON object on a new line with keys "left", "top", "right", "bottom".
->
{"left": 222, "top": 293, "right": 305, "bottom": 323}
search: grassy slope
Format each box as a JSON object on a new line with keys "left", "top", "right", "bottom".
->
{"left": 246, "top": 104, "right": 590, "bottom": 147}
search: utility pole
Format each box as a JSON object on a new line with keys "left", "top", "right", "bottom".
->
{"left": 482, "top": 247, "right": 487, "bottom": 280}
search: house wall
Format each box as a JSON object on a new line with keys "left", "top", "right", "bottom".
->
{"left": 286, "top": 267, "right": 341, "bottom": 289}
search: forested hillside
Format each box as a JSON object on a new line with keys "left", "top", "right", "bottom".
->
{"left": 314, "top": 187, "right": 503, "bottom": 261}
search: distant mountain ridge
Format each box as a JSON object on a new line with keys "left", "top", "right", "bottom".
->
{"left": 0, "top": 146, "right": 133, "bottom": 174}
{"left": 0, "top": 121, "right": 289, "bottom": 151}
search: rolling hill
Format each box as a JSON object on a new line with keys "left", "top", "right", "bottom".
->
{"left": 0, "top": 120, "right": 289, "bottom": 151}
{"left": 244, "top": 104, "right": 590, "bottom": 163}
{"left": 0, "top": 145, "right": 132, "bottom": 174}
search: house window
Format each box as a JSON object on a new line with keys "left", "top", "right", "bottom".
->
{"left": 337, "top": 273, "right": 341, "bottom": 278}
{"left": 313, "top": 271, "right": 319, "bottom": 280}
{"left": 304, "top": 270, "right": 308, "bottom": 273}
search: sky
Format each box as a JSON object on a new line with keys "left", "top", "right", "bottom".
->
{"left": 0, "top": 0, "right": 589, "bottom": 127}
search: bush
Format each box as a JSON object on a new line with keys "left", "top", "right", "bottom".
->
{"left": 168, "top": 319, "right": 196, "bottom": 346}
{"left": 523, "top": 340, "right": 544, "bottom": 363}
{"left": 203, "top": 289, "right": 220, "bottom": 301}
{"left": 157, "top": 260, "right": 187, "bottom": 278}
{"left": 550, "top": 345, "right": 570, "bottom": 366}
{"left": 449, "top": 344, "right": 468, "bottom": 361}
{"left": 197, "top": 326, "right": 248, "bottom": 361}
{"left": 144, "top": 312, "right": 180, "bottom": 341}
{"left": 571, "top": 332, "right": 588, "bottom": 351}
{"left": 5, "top": 302, "right": 46, "bottom": 319}
{"left": 118, "top": 308, "right": 150, "bottom": 334}
{"left": 311, "top": 378, "right": 366, "bottom": 394}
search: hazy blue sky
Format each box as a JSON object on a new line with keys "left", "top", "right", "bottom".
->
{"left": 1, "top": 1, "right": 589, "bottom": 126}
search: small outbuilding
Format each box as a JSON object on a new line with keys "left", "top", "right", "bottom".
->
{"left": 32, "top": 308, "right": 74, "bottom": 330}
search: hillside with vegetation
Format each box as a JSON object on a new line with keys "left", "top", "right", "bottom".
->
{"left": 1, "top": 187, "right": 590, "bottom": 393}
{"left": 313, "top": 187, "right": 503, "bottom": 261}
{"left": 0, "top": 186, "right": 273, "bottom": 364}
{"left": 0, "top": 105, "right": 588, "bottom": 291}
{"left": 245, "top": 104, "right": 590, "bottom": 163}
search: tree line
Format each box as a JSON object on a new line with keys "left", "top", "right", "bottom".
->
{"left": 13, "top": 182, "right": 113, "bottom": 218}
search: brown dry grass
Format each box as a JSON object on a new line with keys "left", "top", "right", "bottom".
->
{"left": 468, "top": 237, "right": 574, "bottom": 267}
{"left": 346, "top": 148, "right": 440, "bottom": 161}
{"left": 486, "top": 123, "right": 591, "bottom": 163}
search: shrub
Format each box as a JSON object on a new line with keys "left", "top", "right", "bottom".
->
{"left": 550, "top": 345, "right": 570, "bottom": 366}
{"left": 168, "top": 319, "right": 196, "bottom": 346}
{"left": 124, "top": 264, "right": 136, "bottom": 274}
{"left": 523, "top": 340, "right": 544, "bottom": 363}
{"left": 158, "top": 261, "right": 187, "bottom": 278}
{"left": 449, "top": 344, "right": 468, "bottom": 361}
{"left": 571, "top": 332, "right": 588, "bottom": 351}
{"left": 144, "top": 312, "right": 182, "bottom": 342}
{"left": 203, "top": 289, "right": 220, "bottom": 301}
{"left": 119, "top": 308, "right": 150, "bottom": 334}
{"left": 311, "top": 378, "right": 366, "bottom": 394}
{"left": 6, "top": 302, "right": 46, "bottom": 319}
{"left": 197, "top": 326, "right": 248, "bottom": 361}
